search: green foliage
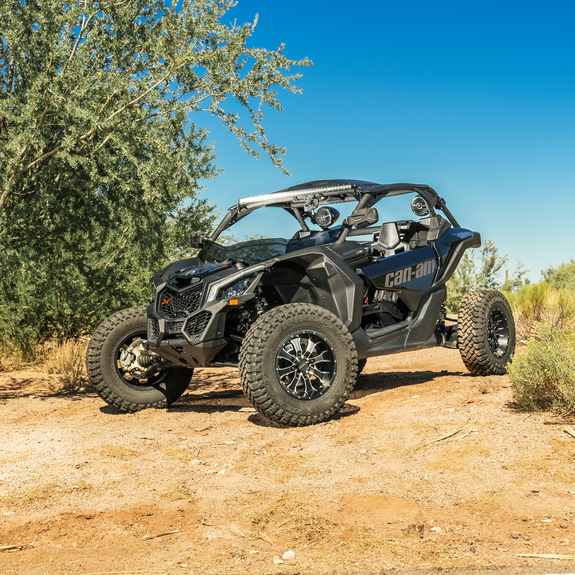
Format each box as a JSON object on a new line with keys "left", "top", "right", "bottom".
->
{"left": 504, "top": 283, "right": 575, "bottom": 341}
{"left": 0, "top": 1, "right": 310, "bottom": 345}
{"left": 445, "top": 239, "right": 528, "bottom": 312}
{"left": 508, "top": 323, "right": 575, "bottom": 415}
{"left": 543, "top": 259, "right": 575, "bottom": 291}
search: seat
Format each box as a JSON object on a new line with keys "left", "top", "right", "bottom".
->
{"left": 374, "top": 222, "right": 402, "bottom": 258}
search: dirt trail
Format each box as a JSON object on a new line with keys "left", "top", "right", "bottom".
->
{"left": 1, "top": 347, "right": 575, "bottom": 574}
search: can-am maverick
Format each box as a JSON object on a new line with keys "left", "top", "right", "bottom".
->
{"left": 87, "top": 180, "right": 515, "bottom": 426}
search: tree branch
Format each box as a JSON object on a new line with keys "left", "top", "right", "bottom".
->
{"left": 105, "top": 66, "right": 175, "bottom": 122}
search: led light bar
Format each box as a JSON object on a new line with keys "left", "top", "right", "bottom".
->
{"left": 237, "top": 183, "right": 354, "bottom": 208}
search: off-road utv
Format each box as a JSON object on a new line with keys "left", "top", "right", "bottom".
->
{"left": 87, "top": 180, "right": 515, "bottom": 426}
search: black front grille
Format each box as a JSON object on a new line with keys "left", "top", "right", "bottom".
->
{"left": 159, "top": 285, "right": 203, "bottom": 318}
{"left": 185, "top": 311, "right": 211, "bottom": 338}
{"left": 150, "top": 317, "right": 160, "bottom": 340}
{"left": 168, "top": 320, "right": 185, "bottom": 334}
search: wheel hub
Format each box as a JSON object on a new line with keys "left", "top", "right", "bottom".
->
{"left": 275, "top": 330, "right": 336, "bottom": 400}
{"left": 487, "top": 307, "right": 509, "bottom": 358}
{"left": 118, "top": 339, "right": 163, "bottom": 379}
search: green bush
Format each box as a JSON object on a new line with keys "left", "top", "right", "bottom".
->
{"left": 543, "top": 259, "right": 575, "bottom": 291}
{"left": 508, "top": 323, "right": 575, "bottom": 415}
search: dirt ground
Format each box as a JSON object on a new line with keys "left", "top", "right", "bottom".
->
{"left": 1, "top": 346, "right": 575, "bottom": 575}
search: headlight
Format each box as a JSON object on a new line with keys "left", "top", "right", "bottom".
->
{"left": 206, "top": 265, "right": 265, "bottom": 302}
{"left": 221, "top": 277, "right": 253, "bottom": 300}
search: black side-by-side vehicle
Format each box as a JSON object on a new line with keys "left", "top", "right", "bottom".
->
{"left": 87, "top": 180, "right": 516, "bottom": 426}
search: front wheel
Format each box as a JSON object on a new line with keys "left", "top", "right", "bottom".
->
{"left": 458, "top": 289, "right": 516, "bottom": 375}
{"left": 86, "top": 307, "right": 192, "bottom": 412}
{"left": 239, "top": 303, "right": 358, "bottom": 426}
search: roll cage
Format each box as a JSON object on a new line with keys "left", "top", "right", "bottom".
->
{"left": 209, "top": 179, "right": 461, "bottom": 244}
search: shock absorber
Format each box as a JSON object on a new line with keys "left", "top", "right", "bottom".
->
{"left": 252, "top": 288, "right": 266, "bottom": 317}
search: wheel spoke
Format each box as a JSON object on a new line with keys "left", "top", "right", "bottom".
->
{"left": 286, "top": 372, "right": 304, "bottom": 392}
{"left": 277, "top": 348, "right": 297, "bottom": 365}
{"left": 310, "top": 350, "right": 329, "bottom": 364}
{"left": 290, "top": 337, "right": 303, "bottom": 355}
{"left": 309, "top": 367, "right": 330, "bottom": 385}
{"left": 302, "top": 373, "right": 318, "bottom": 395}
{"left": 277, "top": 365, "right": 297, "bottom": 379}
{"left": 304, "top": 338, "right": 317, "bottom": 357}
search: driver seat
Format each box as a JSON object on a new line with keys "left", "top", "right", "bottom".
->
{"left": 373, "top": 222, "right": 410, "bottom": 258}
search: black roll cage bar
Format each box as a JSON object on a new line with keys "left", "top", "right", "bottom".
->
{"left": 209, "top": 180, "right": 460, "bottom": 244}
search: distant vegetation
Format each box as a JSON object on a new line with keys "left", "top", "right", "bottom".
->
{"left": 445, "top": 239, "right": 529, "bottom": 313}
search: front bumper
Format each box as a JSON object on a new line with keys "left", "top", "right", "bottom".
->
{"left": 147, "top": 280, "right": 228, "bottom": 367}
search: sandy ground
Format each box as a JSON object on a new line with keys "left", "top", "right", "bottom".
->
{"left": 1, "top": 347, "right": 575, "bottom": 575}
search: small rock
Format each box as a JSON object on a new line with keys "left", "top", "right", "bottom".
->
{"left": 249, "top": 550, "right": 259, "bottom": 555}
{"left": 29, "top": 395, "right": 35, "bottom": 399}
{"left": 217, "top": 469, "right": 226, "bottom": 475}
{"left": 189, "top": 459, "right": 201, "bottom": 466}
{"left": 273, "top": 556, "right": 284, "bottom": 564}
{"left": 448, "top": 408, "right": 455, "bottom": 413}
{"left": 430, "top": 526, "right": 441, "bottom": 532}
{"left": 282, "top": 550, "right": 295, "bottom": 560}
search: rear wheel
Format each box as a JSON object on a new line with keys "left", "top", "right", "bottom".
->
{"left": 458, "top": 289, "right": 515, "bottom": 375}
{"left": 239, "top": 303, "right": 358, "bottom": 426}
{"left": 86, "top": 307, "right": 192, "bottom": 412}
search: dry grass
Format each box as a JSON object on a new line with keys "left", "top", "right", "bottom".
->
{"left": 21, "top": 480, "right": 93, "bottom": 504}
{"left": 0, "top": 455, "right": 29, "bottom": 466}
{"left": 163, "top": 448, "right": 199, "bottom": 464}
{"left": 93, "top": 444, "right": 141, "bottom": 460}
{"left": 42, "top": 338, "right": 88, "bottom": 390}
{"left": 248, "top": 494, "right": 335, "bottom": 545}
{"left": 314, "top": 527, "right": 478, "bottom": 570}
{"left": 505, "top": 284, "right": 575, "bottom": 342}
{"left": 507, "top": 439, "right": 575, "bottom": 484}
{"left": 425, "top": 438, "right": 490, "bottom": 472}
{"left": 0, "top": 340, "right": 30, "bottom": 372}
{"left": 159, "top": 483, "right": 195, "bottom": 501}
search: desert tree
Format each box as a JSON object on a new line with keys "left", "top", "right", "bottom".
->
{"left": 0, "top": 0, "right": 311, "bottom": 345}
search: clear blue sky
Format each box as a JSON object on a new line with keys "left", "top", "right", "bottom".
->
{"left": 197, "top": 0, "right": 575, "bottom": 282}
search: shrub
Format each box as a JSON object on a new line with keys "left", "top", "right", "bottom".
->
{"left": 0, "top": 338, "right": 40, "bottom": 372}
{"left": 0, "top": 340, "right": 27, "bottom": 372}
{"left": 543, "top": 259, "right": 575, "bottom": 291}
{"left": 42, "top": 339, "right": 88, "bottom": 391}
{"left": 505, "top": 283, "right": 575, "bottom": 341}
{"left": 508, "top": 323, "right": 575, "bottom": 415}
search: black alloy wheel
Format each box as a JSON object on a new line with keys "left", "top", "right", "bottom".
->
{"left": 486, "top": 307, "right": 510, "bottom": 359}
{"left": 275, "top": 330, "right": 337, "bottom": 400}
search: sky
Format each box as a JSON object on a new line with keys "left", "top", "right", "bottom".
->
{"left": 197, "top": 0, "right": 575, "bottom": 282}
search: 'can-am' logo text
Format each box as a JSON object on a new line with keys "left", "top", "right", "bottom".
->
{"left": 384, "top": 260, "right": 436, "bottom": 288}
